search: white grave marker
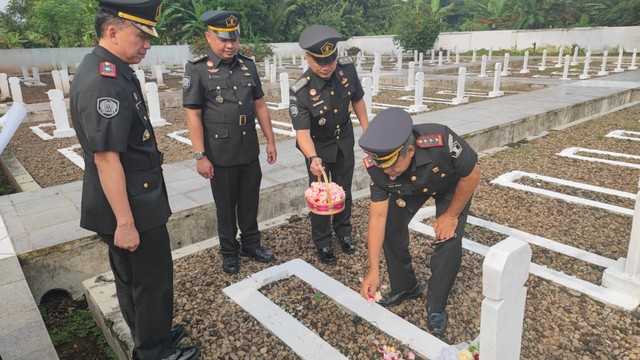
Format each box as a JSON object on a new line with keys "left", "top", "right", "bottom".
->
{"left": 362, "top": 77, "right": 373, "bottom": 117}
{"left": 409, "top": 72, "right": 428, "bottom": 112}
{"left": 455, "top": 52, "right": 460, "bottom": 64}
{"left": 614, "top": 48, "right": 625, "bottom": 73}
{"left": 51, "top": 70, "right": 63, "bottom": 91}
{"left": 438, "top": 51, "right": 443, "bottom": 66}
{"left": 472, "top": 49, "right": 477, "bottom": 63}
{"left": 278, "top": 72, "right": 289, "bottom": 108}
{"left": 291, "top": 53, "right": 296, "bottom": 66}
{"left": 413, "top": 50, "right": 418, "bottom": 63}
{"left": 430, "top": 49, "right": 435, "bottom": 63}
{"left": 571, "top": 46, "right": 579, "bottom": 65}
{"left": 579, "top": 56, "right": 591, "bottom": 80}
{"left": 488, "top": 63, "right": 504, "bottom": 97}
{"left": 451, "top": 67, "right": 468, "bottom": 105}
{"left": 8, "top": 76, "right": 23, "bottom": 103}
{"left": 372, "top": 65, "right": 380, "bottom": 96}
{"left": 270, "top": 63, "right": 277, "bottom": 83}
{"left": 154, "top": 65, "right": 164, "bottom": 87}
{"left": 488, "top": 47, "right": 493, "bottom": 60}
{"left": 20, "top": 65, "right": 31, "bottom": 81}
{"left": 629, "top": 48, "right": 638, "bottom": 70}
{"left": 598, "top": 51, "right": 609, "bottom": 76}
{"left": 478, "top": 55, "right": 488, "bottom": 77}
{"left": 555, "top": 47, "right": 564, "bottom": 68}
{"left": 264, "top": 59, "right": 270, "bottom": 79}
{"left": 519, "top": 51, "right": 530, "bottom": 74}
{"left": 418, "top": 52, "right": 423, "bottom": 69}
{"left": 145, "top": 82, "right": 169, "bottom": 126}
{"left": 60, "top": 69, "right": 71, "bottom": 94}
{"left": 560, "top": 55, "right": 571, "bottom": 80}
{"left": 48, "top": 89, "right": 76, "bottom": 138}
{"left": 500, "top": 53, "right": 510, "bottom": 76}
{"left": 405, "top": 62, "right": 415, "bottom": 90}
{"left": 539, "top": 49, "right": 548, "bottom": 71}
{"left": 0, "top": 73, "right": 9, "bottom": 99}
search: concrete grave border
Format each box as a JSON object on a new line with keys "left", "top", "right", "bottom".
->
{"left": 557, "top": 147, "right": 640, "bottom": 169}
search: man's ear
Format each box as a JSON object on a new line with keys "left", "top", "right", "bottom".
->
{"left": 408, "top": 144, "right": 416, "bottom": 158}
{"left": 106, "top": 24, "right": 119, "bottom": 44}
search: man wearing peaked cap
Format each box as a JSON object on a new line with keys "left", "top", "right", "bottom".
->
{"left": 358, "top": 108, "right": 481, "bottom": 336}
{"left": 183, "top": 9, "right": 278, "bottom": 275}
{"left": 70, "top": 1, "right": 200, "bottom": 359}
{"left": 288, "top": 24, "right": 369, "bottom": 264}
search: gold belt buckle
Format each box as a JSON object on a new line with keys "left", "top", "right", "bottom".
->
{"left": 239, "top": 115, "right": 247, "bottom": 125}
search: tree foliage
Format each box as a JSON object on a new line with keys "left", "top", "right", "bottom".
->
{"left": 393, "top": 1, "right": 441, "bottom": 53}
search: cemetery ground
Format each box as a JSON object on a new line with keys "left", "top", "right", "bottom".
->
{"left": 31, "top": 100, "right": 640, "bottom": 358}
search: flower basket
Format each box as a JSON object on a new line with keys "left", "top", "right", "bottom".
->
{"left": 305, "top": 167, "right": 346, "bottom": 215}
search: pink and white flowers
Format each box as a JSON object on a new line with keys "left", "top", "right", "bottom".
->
{"left": 305, "top": 181, "right": 345, "bottom": 204}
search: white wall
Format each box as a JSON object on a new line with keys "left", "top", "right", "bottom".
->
{"left": 1, "top": 26, "right": 639, "bottom": 73}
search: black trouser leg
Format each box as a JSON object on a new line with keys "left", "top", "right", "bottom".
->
{"left": 306, "top": 157, "right": 332, "bottom": 249}
{"left": 428, "top": 189, "right": 473, "bottom": 313}
{"left": 237, "top": 159, "right": 261, "bottom": 248}
{"left": 328, "top": 147, "right": 354, "bottom": 238}
{"left": 100, "top": 225, "right": 174, "bottom": 360}
{"left": 211, "top": 165, "right": 240, "bottom": 257}
{"left": 383, "top": 193, "right": 429, "bottom": 293}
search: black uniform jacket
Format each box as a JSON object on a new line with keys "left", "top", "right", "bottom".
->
{"left": 182, "top": 49, "right": 263, "bottom": 166}
{"left": 70, "top": 45, "right": 171, "bottom": 234}
{"left": 366, "top": 124, "right": 478, "bottom": 203}
{"left": 289, "top": 57, "right": 364, "bottom": 163}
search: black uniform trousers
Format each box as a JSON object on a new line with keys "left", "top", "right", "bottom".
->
{"left": 99, "top": 225, "right": 174, "bottom": 360}
{"left": 210, "top": 158, "right": 262, "bottom": 257}
{"left": 305, "top": 146, "right": 354, "bottom": 249}
{"left": 383, "top": 183, "right": 473, "bottom": 313}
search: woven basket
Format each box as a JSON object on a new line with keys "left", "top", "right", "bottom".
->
{"left": 306, "top": 168, "right": 345, "bottom": 215}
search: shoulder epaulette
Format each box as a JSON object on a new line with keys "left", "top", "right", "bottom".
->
{"left": 363, "top": 156, "right": 375, "bottom": 169}
{"left": 290, "top": 77, "right": 308, "bottom": 94}
{"left": 188, "top": 54, "right": 208, "bottom": 64}
{"left": 238, "top": 53, "right": 254, "bottom": 62}
{"left": 99, "top": 62, "right": 116, "bottom": 78}
{"left": 416, "top": 134, "right": 444, "bottom": 148}
{"left": 338, "top": 56, "right": 353, "bottom": 65}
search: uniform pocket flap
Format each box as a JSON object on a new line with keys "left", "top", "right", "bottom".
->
{"left": 240, "top": 78, "right": 256, "bottom": 87}
{"left": 212, "top": 128, "right": 229, "bottom": 139}
{"left": 207, "top": 81, "right": 228, "bottom": 91}
{"left": 126, "top": 169, "right": 160, "bottom": 197}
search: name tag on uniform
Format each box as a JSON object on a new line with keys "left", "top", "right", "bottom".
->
{"left": 312, "top": 100, "right": 324, "bottom": 107}
{"left": 387, "top": 183, "right": 402, "bottom": 189}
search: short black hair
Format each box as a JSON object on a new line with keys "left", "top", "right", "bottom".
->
{"left": 400, "top": 134, "right": 416, "bottom": 157}
{"left": 94, "top": 8, "right": 127, "bottom": 39}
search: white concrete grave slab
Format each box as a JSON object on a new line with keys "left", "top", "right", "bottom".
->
{"left": 605, "top": 130, "right": 640, "bottom": 142}
{"left": 222, "top": 259, "right": 448, "bottom": 360}
{"left": 58, "top": 144, "right": 84, "bottom": 170}
{"left": 491, "top": 170, "right": 635, "bottom": 216}
{"left": 557, "top": 147, "right": 640, "bottom": 169}
{"left": 409, "top": 207, "right": 640, "bottom": 310}
{"left": 0, "top": 102, "right": 27, "bottom": 154}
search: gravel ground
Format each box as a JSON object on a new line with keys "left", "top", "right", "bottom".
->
{"left": 168, "top": 103, "right": 640, "bottom": 359}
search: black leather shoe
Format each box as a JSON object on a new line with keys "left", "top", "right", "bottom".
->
{"left": 317, "top": 247, "right": 337, "bottom": 264}
{"left": 162, "top": 345, "right": 201, "bottom": 360}
{"left": 337, "top": 235, "right": 356, "bottom": 254}
{"left": 222, "top": 256, "right": 239, "bottom": 274}
{"left": 240, "top": 246, "right": 275, "bottom": 263}
{"left": 427, "top": 310, "right": 448, "bottom": 335}
{"left": 171, "top": 324, "right": 186, "bottom": 345}
{"left": 378, "top": 283, "right": 421, "bottom": 307}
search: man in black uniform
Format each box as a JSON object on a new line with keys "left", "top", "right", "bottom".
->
{"left": 358, "top": 108, "right": 480, "bottom": 335}
{"left": 70, "top": 1, "right": 200, "bottom": 359}
{"left": 182, "top": 10, "right": 277, "bottom": 274}
{"left": 289, "top": 25, "right": 369, "bottom": 264}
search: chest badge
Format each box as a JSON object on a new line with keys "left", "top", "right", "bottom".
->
{"left": 215, "top": 95, "right": 224, "bottom": 104}
{"left": 208, "top": 68, "right": 220, "bottom": 74}
{"left": 244, "top": 72, "right": 252, "bottom": 76}
{"left": 318, "top": 118, "right": 326, "bottom": 126}
{"left": 432, "top": 166, "right": 440, "bottom": 173}
{"left": 396, "top": 198, "right": 406, "bottom": 208}
{"left": 241, "top": 65, "right": 249, "bottom": 71}
{"left": 309, "top": 88, "right": 317, "bottom": 96}
{"left": 207, "top": 60, "right": 214, "bottom": 67}
{"left": 311, "top": 95, "right": 321, "bottom": 101}
{"left": 142, "top": 129, "right": 151, "bottom": 141}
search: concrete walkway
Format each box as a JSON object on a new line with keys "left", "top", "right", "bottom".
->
{"left": 0, "top": 69, "right": 638, "bottom": 359}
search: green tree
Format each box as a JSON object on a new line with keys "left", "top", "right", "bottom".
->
{"left": 28, "top": 0, "right": 91, "bottom": 47}
{"left": 509, "top": 0, "right": 549, "bottom": 29}
{"left": 393, "top": 1, "right": 440, "bottom": 53}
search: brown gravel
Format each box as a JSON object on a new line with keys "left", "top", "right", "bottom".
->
{"left": 168, "top": 104, "right": 640, "bottom": 359}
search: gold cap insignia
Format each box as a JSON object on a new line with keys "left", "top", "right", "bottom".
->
{"left": 320, "top": 42, "right": 335, "bottom": 56}
{"left": 226, "top": 15, "right": 238, "bottom": 27}
{"left": 155, "top": 4, "right": 162, "bottom": 21}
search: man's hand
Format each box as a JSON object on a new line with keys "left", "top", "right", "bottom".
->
{"left": 114, "top": 223, "right": 140, "bottom": 252}
{"left": 433, "top": 212, "right": 458, "bottom": 242}
{"left": 196, "top": 158, "right": 214, "bottom": 179}
{"left": 309, "top": 157, "right": 324, "bottom": 177}
{"left": 266, "top": 143, "right": 277, "bottom": 164}
{"left": 360, "top": 269, "right": 380, "bottom": 300}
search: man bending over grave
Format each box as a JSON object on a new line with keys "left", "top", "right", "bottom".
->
{"left": 358, "top": 107, "right": 480, "bottom": 335}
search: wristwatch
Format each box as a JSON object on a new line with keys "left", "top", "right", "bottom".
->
{"left": 194, "top": 151, "right": 206, "bottom": 160}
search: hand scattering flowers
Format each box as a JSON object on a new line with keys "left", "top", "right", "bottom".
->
{"left": 305, "top": 181, "right": 345, "bottom": 204}
{"left": 359, "top": 277, "right": 387, "bottom": 305}
{"left": 373, "top": 339, "right": 416, "bottom": 360}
